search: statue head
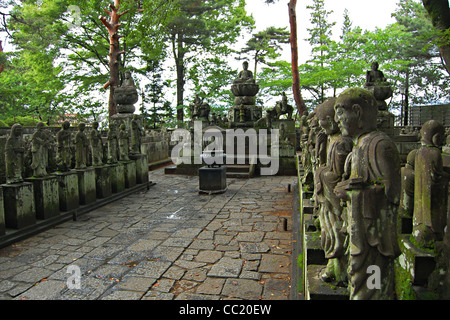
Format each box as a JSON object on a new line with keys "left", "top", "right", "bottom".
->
{"left": 420, "top": 119, "right": 445, "bottom": 147}
{"left": 242, "top": 61, "right": 249, "bottom": 70}
{"left": 62, "top": 120, "right": 70, "bottom": 130}
{"left": 371, "top": 61, "right": 379, "bottom": 71}
{"left": 120, "top": 124, "right": 126, "bottom": 131}
{"left": 36, "top": 122, "right": 45, "bottom": 131}
{"left": 11, "top": 123, "right": 23, "bottom": 138}
{"left": 334, "top": 87, "right": 378, "bottom": 138}
{"left": 406, "top": 149, "right": 417, "bottom": 168}
{"left": 125, "top": 70, "right": 131, "bottom": 78}
{"left": 315, "top": 97, "right": 339, "bottom": 135}
{"left": 92, "top": 121, "right": 99, "bottom": 130}
{"left": 78, "top": 122, "right": 86, "bottom": 131}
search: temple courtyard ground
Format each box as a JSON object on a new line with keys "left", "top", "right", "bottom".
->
{"left": 0, "top": 167, "right": 296, "bottom": 300}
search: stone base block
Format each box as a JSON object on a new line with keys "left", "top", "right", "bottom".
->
{"left": 198, "top": 166, "right": 227, "bottom": 194}
{"left": 122, "top": 160, "right": 137, "bottom": 188}
{"left": 2, "top": 182, "right": 36, "bottom": 229}
{"left": 130, "top": 153, "right": 149, "bottom": 184}
{"left": 94, "top": 165, "right": 112, "bottom": 199}
{"left": 55, "top": 171, "right": 79, "bottom": 211}
{"left": 76, "top": 168, "right": 96, "bottom": 205}
{"left": 25, "top": 176, "right": 59, "bottom": 220}
{"left": 109, "top": 163, "right": 125, "bottom": 193}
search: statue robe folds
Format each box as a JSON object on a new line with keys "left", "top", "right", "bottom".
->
{"left": 337, "top": 131, "right": 401, "bottom": 300}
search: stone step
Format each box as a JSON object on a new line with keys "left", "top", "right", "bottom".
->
{"left": 226, "top": 165, "right": 251, "bottom": 173}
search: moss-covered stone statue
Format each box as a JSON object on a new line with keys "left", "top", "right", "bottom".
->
{"left": 334, "top": 87, "right": 401, "bottom": 300}
{"left": 107, "top": 123, "right": 119, "bottom": 164}
{"left": 413, "top": 120, "right": 449, "bottom": 249}
{"left": 90, "top": 121, "right": 104, "bottom": 166}
{"left": 56, "top": 120, "right": 73, "bottom": 172}
{"left": 118, "top": 123, "right": 130, "bottom": 161}
{"left": 5, "top": 123, "right": 26, "bottom": 184}
{"left": 30, "top": 122, "right": 50, "bottom": 177}
{"left": 400, "top": 149, "right": 417, "bottom": 217}
{"left": 131, "top": 115, "right": 143, "bottom": 154}
{"left": 314, "top": 98, "right": 353, "bottom": 285}
{"left": 75, "top": 122, "right": 89, "bottom": 169}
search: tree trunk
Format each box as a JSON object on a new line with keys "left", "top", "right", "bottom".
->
{"left": 422, "top": 0, "right": 450, "bottom": 76}
{"left": 100, "top": 0, "right": 128, "bottom": 118}
{"left": 174, "top": 33, "right": 185, "bottom": 124}
{"left": 288, "top": 0, "right": 307, "bottom": 117}
{"left": 0, "top": 40, "right": 4, "bottom": 74}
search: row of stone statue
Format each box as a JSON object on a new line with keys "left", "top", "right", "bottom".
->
{"left": 299, "top": 87, "right": 449, "bottom": 300}
{"left": 4, "top": 116, "right": 144, "bottom": 185}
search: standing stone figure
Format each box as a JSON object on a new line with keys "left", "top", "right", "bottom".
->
{"left": 400, "top": 149, "right": 417, "bottom": 217}
{"left": 56, "top": 120, "right": 73, "bottom": 171}
{"left": 334, "top": 87, "right": 401, "bottom": 300}
{"left": 118, "top": 124, "right": 130, "bottom": 161}
{"left": 107, "top": 123, "right": 119, "bottom": 164}
{"left": 75, "top": 122, "right": 89, "bottom": 169}
{"left": 413, "top": 120, "right": 449, "bottom": 248}
{"left": 314, "top": 98, "right": 353, "bottom": 285}
{"left": 30, "top": 122, "right": 49, "bottom": 177}
{"left": 5, "top": 123, "right": 26, "bottom": 184}
{"left": 131, "top": 115, "right": 142, "bottom": 154}
{"left": 90, "top": 121, "right": 104, "bottom": 166}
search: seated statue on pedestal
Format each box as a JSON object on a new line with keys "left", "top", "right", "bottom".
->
{"left": 5, "top": 123, "right": 26, "bottom": 184}
{"left": 233, "top": 61, "right": 255, "bottom": 84}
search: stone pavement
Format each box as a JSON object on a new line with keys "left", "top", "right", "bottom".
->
{"left": 0, "top": 167, "right": 295, "bottom": 300}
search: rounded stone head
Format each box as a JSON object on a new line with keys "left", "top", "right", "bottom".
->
{"left": 334, "top": 87, "right": 378, "bottom": 138}
{"left": 92, "top": 121, "right": 99, "bottom": 130}
{"left": 11, "top": 123, "right": 23, "bottom": 137}
{"left": 62, "top": 120, "right": 70, "bottom": 130}
{"left": 315, "top": 97, "right": 338, "bottom": 135}
{"left": 420, "top": 119, "right": 445, "bottom": 147}
{"left": 78, "top": 122, "right": 86, "bottom": 131}
{"left": 36, "top": 122, "right": 45, "bottom": 131}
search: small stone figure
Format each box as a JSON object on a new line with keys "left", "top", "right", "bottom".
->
{"left": 131, "top": 115, "right": 143, "bottom": 154}
{"left": 365, "top": 61, "right": 387, "bottom": 86}
{"left": 113, "top": 70, "right": 139, "bottom": 114}
{"left": 75, "top": 122, "right": 89, "bottom": 169}
{"left": 314, "top": 98, "right": 353, "bottom": 285}
{"left": 122, "top": 70, "right": 136, "bottom": 88}
{"left": 190, "top": 95, "right": 210, "bottom": 121}
{"left": 400, "top": 149, "right": 417, "bottom": 217}
{"left": 234, "top": 61, "right": 255, "bottom": 84}
{"left": 5, "top": 123, "right": 26, "bottom": 184}
{"left": 413, "top": 120, "right": 449, "bottom": 248}
{"left": 118, "top": 124, "right": 130, "bottom": 161}
{"left": 334, "top": 87, "right": 401, "bottom": 300}
{"left": 30, "top": 122, "right": 49, "bottom": 177}
{"left": 56, "top": 121, "right": 73, "bottom": 171}
{"left": 107, "top": 123, "right": 119, "bottom": 164}
{"left": 90, "top": 121, "right": 104, "bottom": 166}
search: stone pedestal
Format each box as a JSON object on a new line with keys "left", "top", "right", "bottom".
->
{"left": 0, "top": 186, "right": 5, "bottom": 235}
{"left": 76, "top": 167, "right": 96, "bottom": 205}
{"left": 55, "top": 171, "right": 79, "bottom": 211}
{"left": 122, "top": 160, "right": 137, "bottom": 188}
{"left": 198, "top": 166, "right": 227, "bottom": 194}
{"left": 2, "top": 182, "right": 35, "bottom": 229}
{"left": 130, "top": 153, "right": 149, "bottom": 184}
{"left": 94, "top": 165, "right": 112, "bottom": 199}
{"left": 25, "top": 176, "right": 59, "bottom": 220}
{"left": 109, "top": 163, "right": 125, "bottom": 193}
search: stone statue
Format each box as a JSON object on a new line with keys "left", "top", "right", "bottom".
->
{"left": 314, "top": 98, "right": 353, "bottom": 285}
{"left": 131, "top": 115, "right": 143, "bottom": 154}
{"left": 90, "top": 121, "right": 104, "bottom": 166}
{"left": 5, "top": 123, "right": 26, "bottom": 184}
{"left": 365, "top": 61, "right": 387, "bottom": 86}
{"left": 190, "top": 95, "right": 210, "bottom": 121}
{"left": 118, "top": 123, "right": 130, "bottom": 161}
{"left": 400, "top": 149, "right": 417, "bottom": 217}
{"left": 56, "top": 120, "right": 73, "bottom": 172}
{"left": 30, "top": 122, "right": 49, "bottom": 177}
{"left": 107, "top": 123, "right": 119, "bottom": 164}
{"left": 413, "top": 120, "right": 449, "bottom": 249}
{"left": 334, "top": 87, "right": 401, "bottom": 300}
{"left": 113, "top": 70, "right": 139, "bottom": 113}
{"left": 234, "top": 61, "right": 255, "bottom": 84}
{"left": 122, "top": 70, "right": 136, "bottom": 88}
{"left": 75, "top": 122, "right": 89, "bottom": 169}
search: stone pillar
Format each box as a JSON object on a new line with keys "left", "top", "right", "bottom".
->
{"left": 122, "top": 160, "right": 136, "bottom": 188}
{"left": 130, "top": 153, "right": 149, "bottom": 184}
{"left": 76, "top": 167, "right": 96, "bottom": 205}
{"left": 25, "top": 176, "right": 59, "bottom": 220}
{"left": 94, "top": 165, "right": 112, "bottom": 199}
{"left": 55, "top": 170, "right": 79, "bottom": 211}
{"left": 109, "top": 163, "right": 125, "bottom": 193}
{"left": 2, "top": 182, "right": 35, "bottom": 229}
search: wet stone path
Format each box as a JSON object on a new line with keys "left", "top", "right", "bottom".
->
{"left": 0, "top": 167, "right": 294, "bottom": 300}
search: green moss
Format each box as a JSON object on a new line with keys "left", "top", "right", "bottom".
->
{"left": 394, "top": 259, "right": 417, "bottom": 300}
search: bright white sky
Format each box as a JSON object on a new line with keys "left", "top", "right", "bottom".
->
{"left": 243, "top": 0, "right": 399, "bottom": 65}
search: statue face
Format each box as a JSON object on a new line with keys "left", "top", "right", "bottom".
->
{"left": 334, "top": 103, "right": 361, "bottom": 138}
{"left": 318, "top": 116, "right": 337, "bottom": 135}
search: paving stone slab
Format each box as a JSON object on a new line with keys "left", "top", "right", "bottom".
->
{"left": 207, "top": 257, "right": 243, "bottom": 278}
{"left": 221, "top": 279, "right": 263, "bottom": 300}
